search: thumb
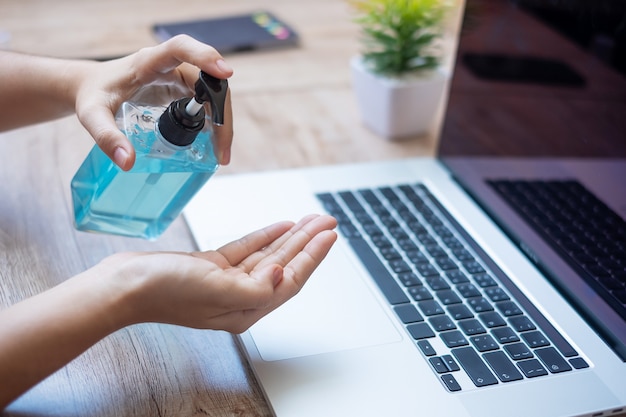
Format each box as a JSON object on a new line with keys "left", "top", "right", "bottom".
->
{"left": 252, "top": 264, "right": 284, "bottom": 288}
{"left": 271, "top": 265, "right": 284, "bottom": 287}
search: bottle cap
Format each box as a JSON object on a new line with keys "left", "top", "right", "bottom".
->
{"left": 157, "top": 71, "right": 229, "bottom": 146}
{"left": 158, "top": 97, "right": 205, "bottom": 146}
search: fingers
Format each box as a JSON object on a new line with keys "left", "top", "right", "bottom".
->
{"left": 233, "top": 214, "right": 322, "bottom": 271}
{"left": 135, "top": 35, "right": 233, "bottom": 82}
{"left": 281, "top": 228, "right": 338, "bottom": 289}
{"left": 78, "top": 100, "right": 136, "bottom": 170}
{"left": 211, "top": 214, "right": 336, "bottom": 273}
{"left": 213, "top": 220, "right": 296, "bottom": 266}
{"left": 240, "top": 214, "right": 337, "bottom": 277}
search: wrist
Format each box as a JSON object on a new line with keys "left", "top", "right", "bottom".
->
{"left": 70, "top": 254, "right": 146, "bottom": 332}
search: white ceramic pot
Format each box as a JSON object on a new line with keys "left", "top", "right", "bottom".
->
{"left": 350, "top": 56, "right": 449, "bottom": 140}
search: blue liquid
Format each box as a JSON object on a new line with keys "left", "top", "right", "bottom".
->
{"left": 71, "top": 103, "right": 218, "bottom": 240}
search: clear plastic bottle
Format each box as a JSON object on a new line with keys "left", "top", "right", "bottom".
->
{"left": 71, "top": 72, "right": 228, "bottom": 240}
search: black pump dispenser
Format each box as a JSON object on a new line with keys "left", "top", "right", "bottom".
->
{"left": 158, "top": 71, "right": 228, "bottom": 146}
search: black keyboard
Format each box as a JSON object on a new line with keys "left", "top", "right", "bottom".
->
{"left": 316, "top": 184, "right": 589, "bottom": 392}
{"left": 488, "top": 179, "right": 626, "bottom": 321}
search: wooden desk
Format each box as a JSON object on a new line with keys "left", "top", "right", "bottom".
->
{"left": 0, "top": 1, "right": 438, "bottom": 415}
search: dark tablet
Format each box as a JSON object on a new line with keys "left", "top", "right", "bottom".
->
{"left": 153, "top": 11, "right": 299, "bottom": 54}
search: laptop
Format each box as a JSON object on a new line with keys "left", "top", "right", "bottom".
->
{"left": 183, "top": 0, "right": 626, "bottom": 416}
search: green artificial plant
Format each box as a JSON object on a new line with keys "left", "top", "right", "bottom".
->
{"left": 351, "top": 0, "right": 449, "bottom": 76}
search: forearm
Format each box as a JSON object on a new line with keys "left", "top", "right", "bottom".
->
{"left": 0, "top": 51, "right": 95, "bottom": 131}
{"left": 0, "top": 264, "right": 133, "bottom": 409}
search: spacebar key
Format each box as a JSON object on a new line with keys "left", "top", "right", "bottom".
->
{"left": 452, "top": 347, "right": 498, "bottom": 387}
{"left": 348, "top": 238, "right": 410, "bottom": 305}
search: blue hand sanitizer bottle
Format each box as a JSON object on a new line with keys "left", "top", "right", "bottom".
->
{"left": 71, "top": 72, "right": 228, "bottom": 240}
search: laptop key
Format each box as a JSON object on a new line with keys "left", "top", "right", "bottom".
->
{"left": 458, "top": 319, "right": 486, "bottom": 336}
{"left": 426, "top": 277, "right": 450, "bottom": 291}
{"left": 483, "top": 350, "right": 524, "bottom": 382}
{"left": 468, "top": 297, "right": 494, "bottom": 313}
{"left": 417, "top": 339, "right": 437, "bottom": 356}
{"left": 452, "top": 347, "right": 499, "bottom": 387}
{"left": 397, "top": 272, "right": 422, "bottom": 287}
{"left": 517, "top": 358, "right": 549, "bottom": 378}
{"left": 491, "top": 327, "right": 520, "bottom": 344}
{"left": 415, "top": 262, "right": 440, "bottom": 277}
{"left": 484, "top": 287, "right": 509, "bottom": 302}
{"left": 441, "top": 374, "right": 462, "bottom": 392}
{"left": 473, "top": 273, "right": 498, "bottom": 288}
{"left": 380, "top": 246, "right": 401, "bottom": 261}
{"left": 521, "top": 330, "right": 550, "bottom": 348}
{"left": 409, "top": 286, "right": 434, "bottom": 301}
{"left": 440, "top": 330, "right": 469, "bottom": 348}
{"left": 569, "top": 357, "right": 589, "bottom": 369}
{"left": 362, "top": 223, "right": 383, "bottom": 237}
{"left": 437, "top": 289, "right": 462, "bottom": 305}
{"left": 388, "top": 259, "right": 412, "bottom": 273}
{"left": 447, "top": 304, "right": 474, "bottom": 320}
{"left": 397, "top": 238, "right": 418, "bottom": 252}
{"left": 371, "top": 234, "right": 392, "bottom": 248}
{"left": 406, "top": 322, "right": 435, "bottom": 340}
{"left": 394, "top": 304, "right": 423, "bottom": 324}
{"left": 504, "top": 342, "right": 533, "bottom": 360}
{"left": 447, "top": 270, "right": 470, "bottom": 284}
{"left": 463, "top": 260, "right": 485, "bottom": 274}
{"left": 406, "top": 249, "right": 428, "bottom": 264}
{"left": 457, "top": 283, "right": 481, "bottom": 298}
{"left": 429, "top": 315, "right": 456, "bottom": 332}
{"left": 479, "top": 311, "right": 506, "bottom": 328}
{"left": 418, "top": 299, "right": 445, "bottom": 316}
{"left": 508, "top": 315, "right": 536, "bottom": 332}
{"left": 338, "top": 223, "right": 361, "bottom": 239}
{"left": 535, "top": 347, "right": 572, "bottom": 374}
{"left": 496, "top": 300, "right": 523, "bottom": 317}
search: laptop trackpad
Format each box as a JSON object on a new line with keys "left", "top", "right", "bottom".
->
{"left": 249, "top": 244, "right": 403, "bottom": 361}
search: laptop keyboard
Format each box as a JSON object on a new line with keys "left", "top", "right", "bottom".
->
{"left": 316, "top": 184, "right": 589, "bottom": 392}
{"left": 488, "top": 179, "right": 626, "bottom": 321}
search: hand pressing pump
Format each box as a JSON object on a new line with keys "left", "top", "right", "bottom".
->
{"left": 71, "top": 72, "right": 228, "bottom": 240}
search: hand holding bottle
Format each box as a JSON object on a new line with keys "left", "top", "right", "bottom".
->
{"left": 72, "top": 70, "right": 230, "bottom": 239}
{"left": 73, "top": 34, "right": 234, "bottom": 171}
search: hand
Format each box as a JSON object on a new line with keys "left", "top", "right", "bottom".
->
{"left": 0, "top": 214, "right": 337, "bottom": 407}
{"left": 105, "top": 214, "right": 338, "bottom": 333}
{"left": 74, "top": 35, "right": 234, "bottom": 171}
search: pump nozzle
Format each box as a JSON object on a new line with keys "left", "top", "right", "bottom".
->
{"left": 157, "top": 72, "right": 229, "bottom": 146}
{"left": 194, "top": 71, "right": 229, "bottom": 126}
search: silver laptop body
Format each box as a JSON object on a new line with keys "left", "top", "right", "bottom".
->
{"left": 184, "top": 1, "right": 626, "bottom": 415}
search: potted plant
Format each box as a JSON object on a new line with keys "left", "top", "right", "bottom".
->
{"left": 349, "top": 0, "right": 451, "bottom": 140}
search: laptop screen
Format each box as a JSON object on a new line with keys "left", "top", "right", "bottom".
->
{"left": 438, "top": 0, "right": 626, "bottom": 158}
